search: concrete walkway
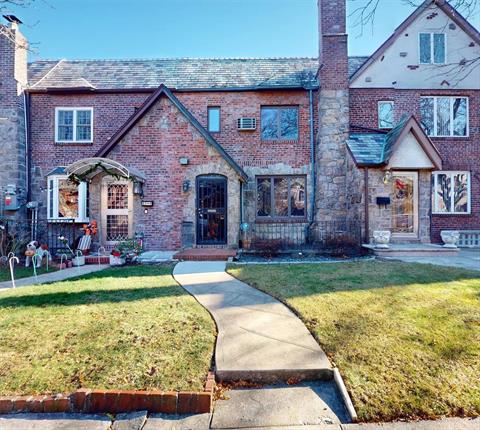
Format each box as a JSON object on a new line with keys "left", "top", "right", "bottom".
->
{"left": 173, "top": 261, "right": 332, "bottom": 382}
{"left": 0, "top": 264, "right": 110, "bottom": 290}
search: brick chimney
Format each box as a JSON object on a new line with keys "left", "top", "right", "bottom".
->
{"left": 0, "top": 16, "right": 28, "bottom": 218}
{"left": 315, "top": 0, "right": 349, "bottom": 222}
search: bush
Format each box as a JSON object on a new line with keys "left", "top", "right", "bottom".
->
{"left": 324, "top": 235, "right": 361, "bottom": 257}
{"left": 251, "top": 239, "right": 283, "bottom": 258}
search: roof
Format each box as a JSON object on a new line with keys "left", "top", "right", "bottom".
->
{"left": 351, "top": 0, "right": 480, "bottom": 82}
{"left": 348, "top": 115, "right": 442, "bottom": 168}
{"left": 96, "top": 84, "right": 248, "bottom": 181}
{"left": 27, "top": 57, "right": 369, "bottom": 91}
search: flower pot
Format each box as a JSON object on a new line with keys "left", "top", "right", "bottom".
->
{"left": 109, "top": 255, "right": 126, "bottom": 266}
{"left": 441, "top": 230, "right": 460, "bottom": 248}
{"left": 73, "top": 256, "right": 86, "bottom": 266}
{"left": 373, "top": 230, "right": 391, "bottom": 249}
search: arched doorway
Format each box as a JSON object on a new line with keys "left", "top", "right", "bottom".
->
{"left": 196, "top": 175, "right": 227, "bottom": 245}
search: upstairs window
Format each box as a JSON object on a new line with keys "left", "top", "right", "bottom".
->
{"left": 207, "top": 107, "right": 220, "bottom": 133}
{"left": 419, "top": 33, "right": 446, "bottom": 64}
{"left": 378, "top": 101, "right": 394, "bottom": 129}
{"left": 432, "top": 171, "right": 470, "bottom": 214}
{"left": 420, "top": 96, "right": 468, "bottom": 137}
{"left": 261, "top": 106, "right": 298, "bottom": 141}
{"left": 55, "top": 108, "right": 93, "bottom": 143}
{"left": 256, "top": 175, "right": 306, "bottom": 220}
{"left": 47, "top": 175, "right": 88, "bottom": 222}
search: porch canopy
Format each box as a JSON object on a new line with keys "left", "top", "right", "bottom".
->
{"left": 65, "top": 157, "right": 146, "bottom": 182}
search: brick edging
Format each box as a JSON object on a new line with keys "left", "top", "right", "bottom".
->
{"left": 0, "top": 372, "right": 216, "bottom": 415}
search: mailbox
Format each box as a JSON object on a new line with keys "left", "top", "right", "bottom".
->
{"left": 376, "top": 196, "right": 391, "bottom": 208}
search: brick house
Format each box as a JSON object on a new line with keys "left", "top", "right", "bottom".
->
{"left": 0, "top": 0, "right": 478, "bottom": 252}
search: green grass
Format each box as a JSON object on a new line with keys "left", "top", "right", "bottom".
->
{"left": 0, "top": 265, "right": 58, "bottom": 282}
{"left": 228, "top": 261, "right": 480, "bottom": 422}
{"left": 0, "top": 265, "right": 215, "bottom": 395}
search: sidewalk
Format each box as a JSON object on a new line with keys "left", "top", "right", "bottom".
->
{"left": 0, "top": 264, "right": 110, "bottom": 290}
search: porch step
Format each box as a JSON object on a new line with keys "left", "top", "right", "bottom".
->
{"left": 363, "top": 243, "right": 459, "bottom": 257}
{"left": 173, "top": 248, "right": 237, "bottom": 261}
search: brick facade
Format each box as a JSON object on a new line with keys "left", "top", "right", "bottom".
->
{"left": 350, "top": 88, "right": 480, "bottom": 242}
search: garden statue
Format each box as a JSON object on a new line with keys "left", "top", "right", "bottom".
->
{"left": 25, "top": 241, "right": 51, "bottom": 268}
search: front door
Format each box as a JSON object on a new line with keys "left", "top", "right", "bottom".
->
{"left": 196, "top": 175, "right": 227, "bottom": 245}
{"left": 391, "top": 172, "right": 418, "bottom": 237}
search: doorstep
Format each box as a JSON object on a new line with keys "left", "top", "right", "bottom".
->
{"left": 174, "top": 248, "right": 237, "bottom": 261}
{"left": 363, "top": 243, "right": 460, "bottom": 257}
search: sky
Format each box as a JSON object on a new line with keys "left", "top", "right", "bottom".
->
{"left": 4, "top": 0, "right": 480, "bottom": 61}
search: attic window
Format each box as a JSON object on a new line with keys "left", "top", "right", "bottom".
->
{"left": 419, "top": 33, "right": 446, "bottom": 64}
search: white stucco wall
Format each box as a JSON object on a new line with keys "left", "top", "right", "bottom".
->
{"left": 351, "top": 5, "right": 480, "bottom": 89}
{"left": 387, "top": 131, "right": 435, "bottom": 169}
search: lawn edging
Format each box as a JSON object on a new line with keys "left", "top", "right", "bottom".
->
{"left": 0, "top": 372, "right": 216, "bottom": 415}
{"left": 333, "top": 368, "right": 358, "bottom": 423}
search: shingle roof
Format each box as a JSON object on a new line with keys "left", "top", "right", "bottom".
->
{"left": 27, "top": 57, "right": 370, "bottom": 91}
{"left": 347, "top": 133, "right": 387, "bottom": 166}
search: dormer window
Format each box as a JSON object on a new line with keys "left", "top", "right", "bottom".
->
{"left": 419, "top": 33, "right": 446, "bottom": 64}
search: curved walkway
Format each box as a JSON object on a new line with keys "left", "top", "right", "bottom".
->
{"left": 173, "top": 261, "right": 332, "bottom": 382}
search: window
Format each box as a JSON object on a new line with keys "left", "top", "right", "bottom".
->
{"left": 261, "top": 107, "right": 298, "bottom": 140}
{"left": 420, "top": 97, "right": 468, "bottom": 137}
{"left": 419, "top": 33, "right": 446, "bottom": 64}
{"left": 432, "top": 171, "right": 471, "bottom": 214}
{"left": 47, "top": 176, "right": 88, "bottom": 221}
{"left": 256, "top": 176, "right": 306, "bottom": 219}
{"left": 55, "top": 108, "right": 93, "bottom": 143}
{"left": 207, "top": 107, "right": 220, "bottom": 133}
{"left": 378, "top": 101, "right": 394, "bottom": 129}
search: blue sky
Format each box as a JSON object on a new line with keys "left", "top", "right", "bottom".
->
{"left": 5, "top": 0, "right": 480, "bottom": 61}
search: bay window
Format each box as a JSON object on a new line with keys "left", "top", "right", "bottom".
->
{"left": 257, "top": 176, "right": 306, "bottom": 220}
{"left": 47, "top": 176, "right": 88, "bottom": 221}
{"left": 432, "top": 171, "right": 471, "bottom": 214}
{"left": 55, "top": 107, "right": 93, "bottom": 143}
{"left": 420, "top": 97, "right": 468, "bottom": 137}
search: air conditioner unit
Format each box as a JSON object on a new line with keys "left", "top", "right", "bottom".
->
{"left": 237, "top": 117, "right": 256, "bottom": 131}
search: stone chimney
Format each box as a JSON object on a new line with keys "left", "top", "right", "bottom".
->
{"left": 315, "top": 0, "right": 349, "bottom": 222}
{"left": 0, "top": 16, "right": 28, "bottom": 218}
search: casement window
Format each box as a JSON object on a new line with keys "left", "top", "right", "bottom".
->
{"left": 256, "top": 176, "right": 306, "bottom": 219}
{"left": 47, "top": 176, "right": 88, "bottom": 222}
{"left": 419, "top": 33, "right": 446, "bottom": 64}
{"left": 261, "top": 106, "right": 299, "bottom": 140}
{"left": 55, "top": 108, "right": 93, "bottom": 143}
{"left": 420, "top": 96, "right": 468, "bottom": 137}
{"left": 432, "top": 171, "right": 471, "bottom": 214}
{"left": 378, "top": 101, "right": 394, "bottom": 129}
{"left": 207, "top": 107, "right": 220, "bottom": 133}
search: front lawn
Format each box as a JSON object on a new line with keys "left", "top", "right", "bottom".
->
{"left": 228, "top": 261, "right": 480, "bottom": 422}
{"left": 0, "top": 265, "right": 215, "bottom": 395}
{"left": 0, "top": 265, "right": 58, "bottom": 282}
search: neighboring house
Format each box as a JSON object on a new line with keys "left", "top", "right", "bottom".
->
{"left": 0, "top": 0, "right": 478, "bottom": 252}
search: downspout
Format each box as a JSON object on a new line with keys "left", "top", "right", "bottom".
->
{"left": 308, "top": 88, "right": 316, "bottom": 224}
{"left": 23, "top": 91, "right": 31, "bottom": 203}
{"left": 364, "top": 167, "right": 369, "bottom": 243}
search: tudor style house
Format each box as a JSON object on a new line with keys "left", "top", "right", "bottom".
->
{"left": 0, "top": 0, "right": 478, "bottom": 253}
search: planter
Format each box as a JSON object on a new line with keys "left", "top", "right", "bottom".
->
{"left": 72, "top": 256, "right": 86, "bottom": 266}
{"left": 109, "top": 255, "right": 126, "bottom": 266}
{"left": 441, "top": 230, "right": 460, "bottom": 248}
{"left": 373, "top": 230, "right": 391, "bottom": 249}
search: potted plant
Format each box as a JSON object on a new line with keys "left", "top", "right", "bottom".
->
{"left": 109, "top": 248, "right": 126, "bottom": 266}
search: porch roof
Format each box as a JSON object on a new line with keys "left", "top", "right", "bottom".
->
{"left": 64, "top": 157, "right": 147, "bottom": 182}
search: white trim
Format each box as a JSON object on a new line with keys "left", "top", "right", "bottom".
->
{"left": 377, "top": 100, "right": 395, "bottom": 129}
{"left": 419, "top": 32, "right": 447, "bottom": 65}
{"left": 420, "top": 96, "right": 469, "bottom": 137}
{"left": 432, "top": 171, "right": 471, "bottom": 215}
{"left": 55, "top": 107, "right": 94, "bottom": 143}
{"left": 46, "top": 175, "right": 89, "bottom": 223}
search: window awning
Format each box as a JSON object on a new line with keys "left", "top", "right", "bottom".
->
{"left": 65, "top": 157, "right": 146, "bottom": 182}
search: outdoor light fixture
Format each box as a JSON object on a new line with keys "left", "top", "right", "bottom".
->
{"left": 179, "top": 157, "right": 189, "bottom": 166}
{"left": 182, "top": 180, "right": 190, "bottom": 192}
{"left": 383, "top": 170, "right": 392, "bottom": 184}
{"left": 133, "top": 181, "right": 144, "bottom": 196}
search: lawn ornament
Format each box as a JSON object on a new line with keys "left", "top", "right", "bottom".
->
{"left": 25, "top": 241, "right": 51, "bottom": 268}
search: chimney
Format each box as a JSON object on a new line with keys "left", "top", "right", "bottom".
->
{"left": 315, "top": 0, "right": 349, "bottom": 222}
